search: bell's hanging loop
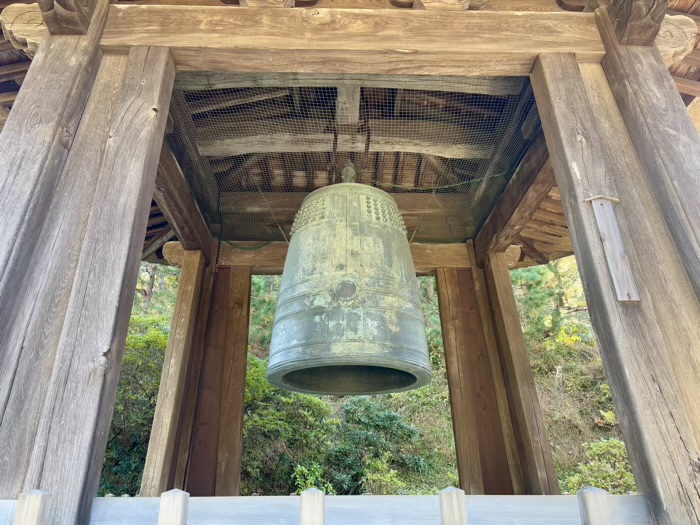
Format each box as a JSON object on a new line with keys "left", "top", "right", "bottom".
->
{"left": 267, "top": 182, "right": 431, "bottom": 395}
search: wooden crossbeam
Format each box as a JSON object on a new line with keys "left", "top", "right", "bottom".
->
{"left": 0, "top": 61, "right": 29, "bottom": 83}
{"left": 673, "top": 76, "right": 700, "bottom": 97}
{"left": 197, "top": 119, "right": 493, "bottom": 159}
{"left": 154, "top": 144, "right": 215, "bottom": 263}
{"left": 101, "top": 7, "right": 607, "bottom": 76}
{"left": 163, "top": 240, "right": 472, "bottom": 275}
{"left": 474, "top": 134, "right": 555, "bottom": 265}
{"left": 0, "top": 90, "right": 18, "bottom": 105}
{"left": 176, "top": 72, "right": 525, "bottom": 96}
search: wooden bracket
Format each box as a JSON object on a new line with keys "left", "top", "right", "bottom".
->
{"left": 585, "top": 196, "right": 640, "bottom": 303}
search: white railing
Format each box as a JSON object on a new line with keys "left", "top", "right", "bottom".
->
{"left": 0, "top": 487, "right": 651, "bottom": 525}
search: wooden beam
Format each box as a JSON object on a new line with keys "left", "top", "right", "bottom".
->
{"left": 164, "top": 240, "right": 471, "bottom": 275}
{"left": 172, "top": 254, "right": 216, "bottom": 489}
{"left": 176, "top": 72, "right": 525, "bottom": 96}
{"left": 189, "top": 88, "right": 289, "bottom": 115}
{"left": 38, "top": 0, "right": 100, "bottom": 34}
{"left": 101, "top": 6, "right": 606, "bottom": 76}
{"left": 141, "top": 250, "right": 206, "bottom": 497}
{"left": 532, "top": 53, "right": 700, "bottom": 524}
{"left": 597, "top": 8, "right": 700, "bottom": 301}
{"left": 474, "top": 134, "right": 555, "bottom": 265}
{"left": 607, "top": 0, "right": 666, "bottom": 45}
{"left": 215, "top": 265, "right": 251, "bottom": 496}
{"left": 0, "top": 90, "right": 19, "bottom": 105}
{"left": 154, "top": 144, "right": 215, "bottom": 264}
{"left": 673, "top": 75, "right": 700, "bottom": 97}
{"left": 197, "top": 119, "right": 493, "bottom": 159}
{"left": 186, "top": 266, "right": 251, "bottom": 496}
{"left": 0, "top": 61, "right": 29, "bottom": 83}
{"left": 13, "top": 47, "right": 173, "bottom": 523}
{"left": 483, "top": 251, "right": 558, "bottom": 494}
{"left": 142, "top": 226, "right": 176, "bottom": 260}
{"left": 0, "top": 0, "right": 111, "bottom": 501}
{"left": 437, "top": 267, "right": 515, "bottom": 494}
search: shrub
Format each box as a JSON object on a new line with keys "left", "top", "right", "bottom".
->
{"left": 561, "top": 439, "right": 636, "bottom": 495}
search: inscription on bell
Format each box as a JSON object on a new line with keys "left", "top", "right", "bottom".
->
{"left": 267, "top": 183, "right": 431, "bottom": 395}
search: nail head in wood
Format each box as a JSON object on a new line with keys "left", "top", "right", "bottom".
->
{"left": 157, "top": 489, "right": 189, "bottom": 525}
{"left": 14, "top": 490, "right": 51, "bottom": 525}
{"left": 577, "top": 487, "right": 611, "bottom": 525}
{"left": 300, "top": 488, "right": 325, "bottom": 525}
{"left": 439, "top": 487, "right": 468, "bottom": 525}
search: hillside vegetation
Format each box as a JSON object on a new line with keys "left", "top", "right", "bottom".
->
{"left": 99, "top": 257, "right": 635, "bottom": 496}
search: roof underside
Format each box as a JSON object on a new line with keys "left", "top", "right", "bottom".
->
{"left": 168, "top": 75, "right": 539, "bottom": 243}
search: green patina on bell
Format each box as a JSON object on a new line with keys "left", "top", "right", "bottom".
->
{"left": 267, "top": 177, "right": 431, "bottom": 395}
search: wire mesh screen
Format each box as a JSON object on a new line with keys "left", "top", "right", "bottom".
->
{"left": 167, "top": 73, "right": 539, "bottom": 243}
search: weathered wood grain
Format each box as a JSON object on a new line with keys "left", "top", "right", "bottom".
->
{"left": 0, "top": 51, "right": 128, "bottom": 500}
{"left": 607, "top": 0, "right": 666, "bottom": 44}
{"left": 464, "top": 242, "right": 524, "bottom": 494}
{"left": 474, "top": 134, "right": 554, "bottom": 265}
{"left": 176, "top": 72, "right": 524, "bottom": 96}
{"left": 154, "top": 144, "right": 214, "bottom": 263}
{"left": 531, "top": 53, "right": 700, "bottom": 524}
{"left": 18, "top": 47, "right": 174, "bottom": 523}
{"left": 436, "top": 268, "right": 484, "bottom": 495}
{"left": 187, "top": 269, "right": 231, "bottom": 496}
{"left": 38, "top": 0, "right": 100, "bottom": 34}
{"left": 587, "top": 197, "right": 640, "bottom": 302}
{"left": 597, "top": 7, "right": 700, "bottom": 302}
{"left": 141, "top": 250, "right": 205, "bottom": 496}
{"left": 197, "top": 119, "right": 493, "bottom": 159}
{"left": 172, "top": 256, "right": 216, "bottom": 489}
{"left": 437, "top": 268, "right": 513, "bottom": 494}
{"left": 483, "top": 251, "right": 559, "bottom": 494}
{"left": 101, "top": 6, "right": 606, "bottom": 76}
{"left": 0, "top": 1, "right": 108, "bottom": 405}
{"left": 216, "top": 266, "right": 252, "bottom": 496}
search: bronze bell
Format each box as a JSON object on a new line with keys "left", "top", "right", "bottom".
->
{"left": 267, "top": 181, "right": 431, "bottom": 395}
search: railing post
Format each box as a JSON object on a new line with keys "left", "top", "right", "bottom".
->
{"left": 157, "top": 489, "right": 190, "bottom": 525}
{"left": 577, "top": 487, "right": 611, "bottom": 525}
{"left": 300, "top": 488, "right": 325, "bottom": 525}
{"left": 13, "top": 490, "right": 50, "bottom": 525}
{"left": 440, "top": 487, "right": 468, "bottom": 525}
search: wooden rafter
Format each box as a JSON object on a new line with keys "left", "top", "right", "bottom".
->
{"left": 154, "top": 143, "right": 215, "bottom": 264}
{"left": 473, "top": 134, "right": 555, "bottom": 265}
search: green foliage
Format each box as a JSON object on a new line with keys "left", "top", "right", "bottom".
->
{"left": 102, "top": 258, "right": 638, "bottom": 498}
{"left": 100, "top": 315, "right": 169, "bottom": 495}
{"left": 242, "top": 355, "right": 339, "bottom": 495}
{"left": 561, "top": 439, "right": 636, "bottom": 495}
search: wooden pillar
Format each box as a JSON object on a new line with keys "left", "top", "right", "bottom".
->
{"left": 172, "top": 258, "right": 217, "bottom": 489}
{"left": 436, "top": 267, "right": 516, "bottom": 495}
{"left": 0, "top": 41, "right": 174, "bottom": 524}
{"left": 594, "top": 7, "right": 700, "bottom": 302}
{"left": 141, "top": 250, "right": 206, "bottom": 496}
{"left": 482, "top": 251, "right": 559, "bottom": 495}
{"left": 186, "top": 266, "right": 252, "bottom": 496}
{"left": 531, "top": 53, "right": 700, "bottom": 524}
